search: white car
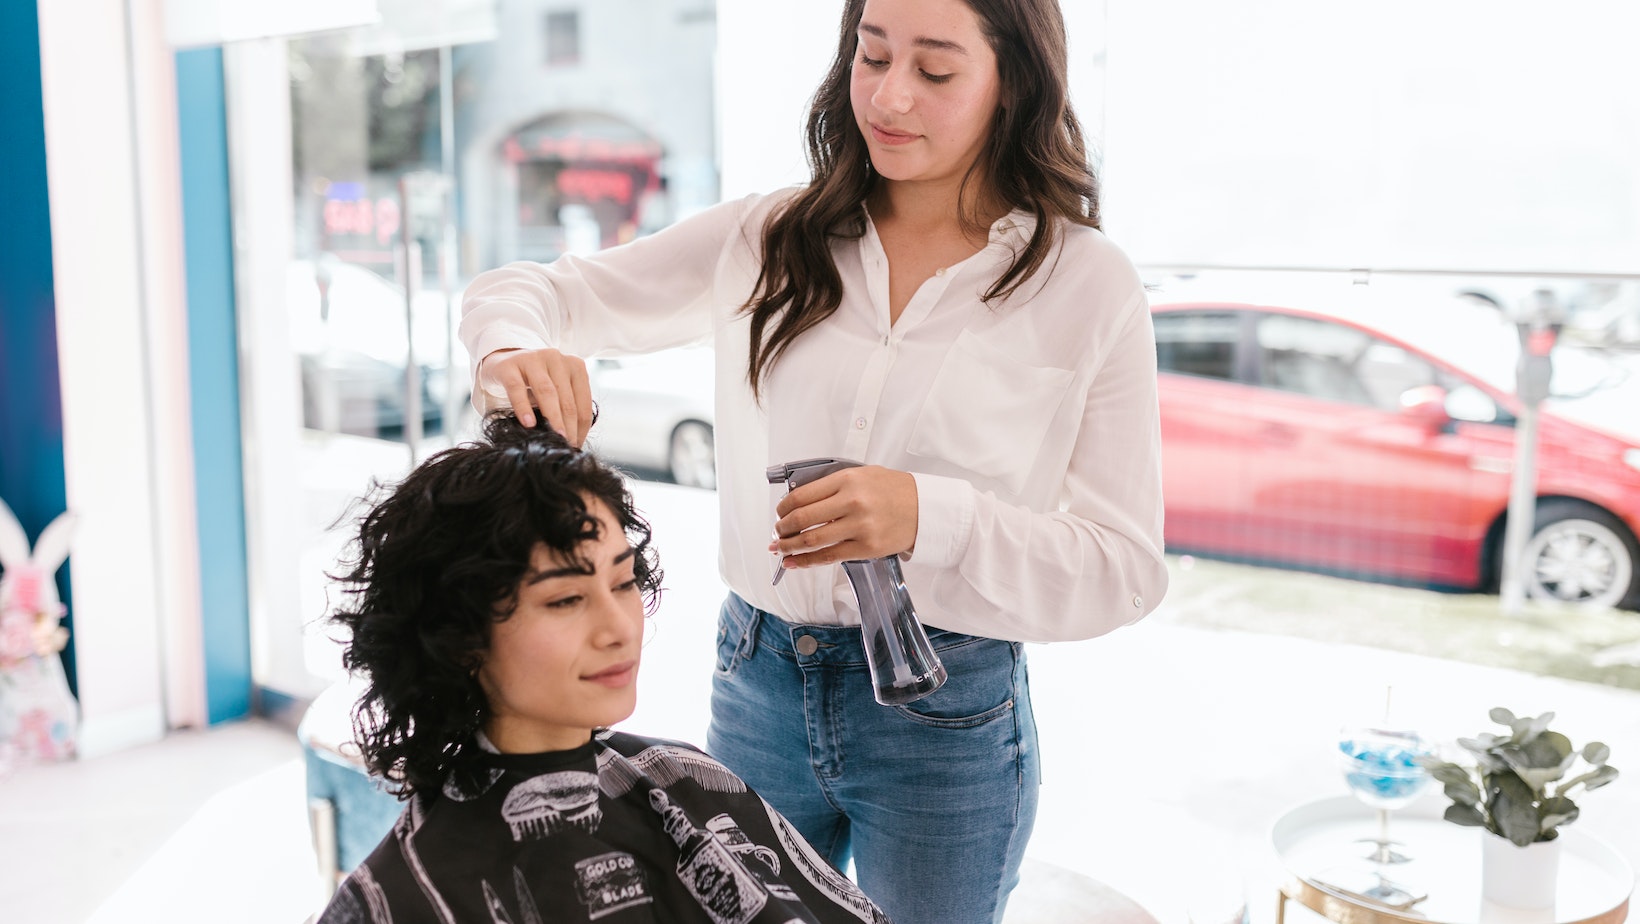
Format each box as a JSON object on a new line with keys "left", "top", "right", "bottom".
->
{"left": 586, "top": 345, "right": 717, "bottom": 488}
{"left": 287, "top": 258, "right": 470, "bottom": 438}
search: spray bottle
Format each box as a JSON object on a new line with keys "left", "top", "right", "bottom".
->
{"left": 766, "top": 458, "right": 947, "bottom": 705}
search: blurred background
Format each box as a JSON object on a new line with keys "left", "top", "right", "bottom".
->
{"left": 1, "top": 0, "right": 1638, "bottom": 921}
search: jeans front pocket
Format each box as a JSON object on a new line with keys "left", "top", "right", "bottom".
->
{"left": 713, "top": 597, "right": 756, "bottom": 676}
{"left": 892, "top": 633, "right": 1019, "bottom": 729}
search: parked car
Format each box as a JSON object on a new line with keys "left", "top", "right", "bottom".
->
{"left": 287, "top": 258, "right": 470, "bottom": 439}
{"left": 585, "top": 345, "right": 716, "bottom": 488}
{"left": 569, "top": 283, "right": 1640, "bottom": 610}
{"left": 1152, "top": 282, "right": 1640, "bottom": 610}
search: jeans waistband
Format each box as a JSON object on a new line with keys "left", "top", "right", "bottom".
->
{"left": 725, "top": 592, "right": 880, "bottom": 667}
{"left": 724, "top": 592, "right": 1008, "bottom": 669}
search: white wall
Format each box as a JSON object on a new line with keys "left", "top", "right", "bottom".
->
{"left": 715, "top": 0, "right": 842, "bottom": 198}
{"left": 129, "top": 0, "right": 209, "bottom": 730}
{"left": 37, "top": 0, "right": 173, "bottom": 755}
{"left": 1101, "top": 0, "right": 1640, "bottom": 274}
{"left": 164, "top": 0, "right": 378, "bottom": 48}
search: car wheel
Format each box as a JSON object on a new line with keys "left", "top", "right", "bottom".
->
{"left": 1519, "top": 500, "right": 1639, "bottom": 609}
{"left": 668, "top": 421, "right": 716, "bottom": 489}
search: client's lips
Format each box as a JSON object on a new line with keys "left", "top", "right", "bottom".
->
{"left": 870, "top": 123, "right": 917, "bottom": 145}
{"left": 583, "top": 660, "right": 638, "bottom": 687}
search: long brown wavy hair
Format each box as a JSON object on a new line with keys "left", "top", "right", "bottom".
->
{"left": 743, "top": 0, "right": 1100, "bottom": 396}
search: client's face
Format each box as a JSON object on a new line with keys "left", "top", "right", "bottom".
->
{"left": 478, "top": 498, "right": 645, "bottom": 753}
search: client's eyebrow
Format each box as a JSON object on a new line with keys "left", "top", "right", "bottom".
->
{"left": 858, "top": 21, "right": 969, "bottom": 55}
{"left": 525, "top": 547, "right": 637, "bottom": 585}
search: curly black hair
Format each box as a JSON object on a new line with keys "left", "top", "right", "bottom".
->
{"left": 330, "top": 413, "right": 663, "bottom": 798}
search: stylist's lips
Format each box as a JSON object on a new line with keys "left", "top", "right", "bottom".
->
{"left": 869, "top": 123, "right": 917, "bottom": 145}
{"left": 583, "top": 660, "right": 637, "bottom": 688}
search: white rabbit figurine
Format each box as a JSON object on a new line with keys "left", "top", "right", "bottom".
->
{"left": 0, "top": 495, "right": 80, "bottom": 769}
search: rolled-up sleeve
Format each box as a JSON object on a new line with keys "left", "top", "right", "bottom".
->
{"left": 459, "top": 194, "right": 763, "bottom": 413}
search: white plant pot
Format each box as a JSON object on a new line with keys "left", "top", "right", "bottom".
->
{"left": 1481, "top": 832, "right": 1561, "bottom": 909}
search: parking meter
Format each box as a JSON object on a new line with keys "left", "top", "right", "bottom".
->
{"left": 1510, "top": 288, "right": 1565, "bottom": 404}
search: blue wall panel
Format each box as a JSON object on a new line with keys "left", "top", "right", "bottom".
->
{"left": 0, "top": 0, "right": 75, "bottom": 693}
{"left": 175, "top": 47, "right": 253, "bottom": 724}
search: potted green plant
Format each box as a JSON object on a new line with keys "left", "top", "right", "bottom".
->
{"left": 1421, "top": 707, "right": 1619, "bottom": 908}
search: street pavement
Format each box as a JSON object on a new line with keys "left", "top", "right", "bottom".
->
{"left": 621, "top": 479, "right": 1640, "bottom": 922}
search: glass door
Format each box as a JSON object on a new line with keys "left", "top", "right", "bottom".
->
{"left": 225, "top": 0, "right": 721, "bottom": 698}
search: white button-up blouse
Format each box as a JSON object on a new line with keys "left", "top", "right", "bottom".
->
{"left": 460, "top": 190, "right": 1167, "bottom": 643}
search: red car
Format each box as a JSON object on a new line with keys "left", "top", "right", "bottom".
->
{"left": 1152, "top": 287, "right": 1640, "bottom": 610}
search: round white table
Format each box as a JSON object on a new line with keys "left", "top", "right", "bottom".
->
{"left": 1272, "top": 796, "right": 1633, "bottom": 924}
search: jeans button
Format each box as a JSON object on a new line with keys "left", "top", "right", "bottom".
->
{"left": 795, "top": 634, "right": 819, "bottom": 656}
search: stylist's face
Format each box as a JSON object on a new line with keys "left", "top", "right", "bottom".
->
{"left": 850, "top": 0, "right": 1001, "bottom": 187}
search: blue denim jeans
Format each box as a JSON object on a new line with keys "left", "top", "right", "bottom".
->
{"left": 706, "top": 593, "right": 1040, "bottom": 924}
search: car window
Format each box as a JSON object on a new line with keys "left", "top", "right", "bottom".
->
{"left": 1254, "top": 314, "right": 1376, "bottom": 406}
{"left": 1355, "top": 341, "right": 1439, "bottom": 412}
{"left": 1154, "top": 311, "right": 1240, "bottom": 381}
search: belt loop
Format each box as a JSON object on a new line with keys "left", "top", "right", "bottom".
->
{"left": 736, "top": 604, "right": 764, "bottom": 662}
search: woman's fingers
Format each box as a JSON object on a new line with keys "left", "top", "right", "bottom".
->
{"left": 553, "top": 353, "right": 592, "bottom": 447}
{"left": 770, "top": 467, "right": 918, "bottom": 565}
{"left": 482, "top": 348, "right": 593, "bottom": 445}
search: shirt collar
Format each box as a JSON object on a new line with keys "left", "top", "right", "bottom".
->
{"left": 857, "top": 200, "right": 1036, "bottom": 245}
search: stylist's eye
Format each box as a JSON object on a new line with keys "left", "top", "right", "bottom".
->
{"left": 614, "top": 578, "right": 640, "bottom": 594}
{"left": 544, "top": 595, "right": 583, "bottom": 610}
{"left": 920, "top": 70, "right": 953, "bottom": 84}
{"left": 858, "top": 53, "right": 888, "bottom": 69}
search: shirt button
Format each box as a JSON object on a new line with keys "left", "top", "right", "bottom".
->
{"left": 934, "top": 267, "right": 946, "bottom": 276}
{"left": 1132, "top": 594, "right": 1144, "bottom": 609}
{"left": 795, "top": 635, "right": 819, "bottom": 656}
{"left": 854, "top": 417, "right": 867, "bottom": 430}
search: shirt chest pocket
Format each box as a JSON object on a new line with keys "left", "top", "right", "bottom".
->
{"left": 906, "top": 330, "right": 1076, "bottom": 496}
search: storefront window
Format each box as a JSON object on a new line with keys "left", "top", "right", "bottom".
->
{"left": 231, "top": 0, "right": 720, "bottom": 696}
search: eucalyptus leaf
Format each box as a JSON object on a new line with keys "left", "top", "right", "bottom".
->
{"left": 1460, "top": 734, "right": 1501, "bottom": 754}
{"left": 1489, "top": 707, "right": 1518, "bottom": 726}
{"left": 1444, "top": 803, "right": 1486, "bottom": 827}
{"left": 1524, "top": 713, "right": 1555, "bottom": 743}
{"left": 1583, "top": 765, "right": 1620, "bottom": 792}
{"left": 1538, "top": 796, "right": 1579, "bottom": 835}
{"left": 1444, "top": 779, "right": 1481, "bottom": 806}
{"left": 1583, "top": 742, "right": 1611, "bottom": 765}
{"left": 1510, "top": 717, "right": 1536, "bottom": 743}
{"left": 1513, "top": 767, "right": 1564, "bottom": 793}
{"left": 1534, "top": 731, "right": 1574, "bottom": 765}
{"left": 1488, "top": 771, "right": 1543, "bottom": 847}
{"left": 1426, "top": 763, "right": 1473, "bottom": 786}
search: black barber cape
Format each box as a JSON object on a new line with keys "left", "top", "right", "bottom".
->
{"left": 318, "top": 730, "right": 891, "bottom": 924}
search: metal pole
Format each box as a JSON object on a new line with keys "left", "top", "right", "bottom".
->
{"left": 439, "top": 44, "right": 460, "bottom": 442}
{"left": 399, "top": 175, "right": 423, "bottom": 463}
{"left": 1498, "top": 290, "right": 1561, "bottom": 615}
{"left": 1498, "top": 402, "right": 1539, "bottom": 614}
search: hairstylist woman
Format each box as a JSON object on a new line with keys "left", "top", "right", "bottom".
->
{"left": 460, "top": 1, "right": 1167, "bottom": 920}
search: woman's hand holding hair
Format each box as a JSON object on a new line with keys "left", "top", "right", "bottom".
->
{"left": 479, "top": 347, "right": 594, "bottom": 447}
{"left": 770, "top": 466, "right": 919, "bottom": 569}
